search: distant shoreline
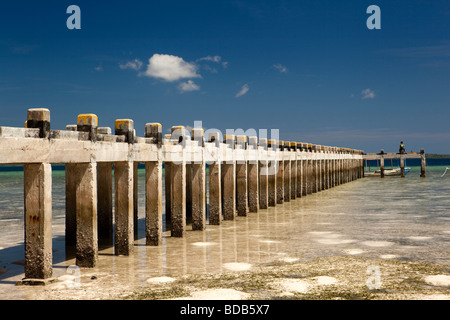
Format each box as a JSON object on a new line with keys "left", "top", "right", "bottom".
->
{"left": 425, "top": 154, "right": 450, "bottom": 159}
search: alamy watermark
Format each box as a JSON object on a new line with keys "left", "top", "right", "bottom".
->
{"left": 168, "top": 120, "right": 281, "bottom": 176}
{"left": 366, "top": 265, "right": 382, "bottom": 290}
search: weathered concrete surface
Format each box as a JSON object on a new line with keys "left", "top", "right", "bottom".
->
{"left": 23, "top": 163, "right": 52, "bottom": 280}
{"left": 222, "top": 163, "right": 236, "bottom": 220}
{"left": 170, "top": 162, "right": 186, "bottom": 237}
{"left": 259, "top": 161, "right": 268, "bottom": 210}
{"left": 74, "top": 162, "right": 98, "bottom": 268}
{"left": 208, "top": 162, "right": 222, "bottom": 225}
{"left": 191, "top": 163, "right": 206, "bottom": 230}
{"left": 236, "top": 162, "right": 248, "bottom": 217}
{"left": 276, "top": 161, "right": 284, "bottom": 204}
{"left": 145, "top": 161, "right": 163, "bottom": 246}
{"left": 114, "top": 161, "right": 134, "bottom": 255}
{"left": 283, "top": 160, "right": 291, "bottom": 202}
{"left": 248, "top": 162, "right": 259, "bottom": 213}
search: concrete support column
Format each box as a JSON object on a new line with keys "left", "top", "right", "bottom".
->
{"left": 186, "top": 163, "right": 193, "bottom": 223}
{"left": 258, "top": 139, "right": 268, "bottom": 210}
{"left": 296, "top": 156, "right": 302, "bottom": 198}
{"left": 222, "top": 162, "right": 236, "bottom": 219}
{"left": 23, "top": 163, "right": 53, "bottom": 280}
{"left": 145, "top": 161, "right": 163, "bottom": 246}
{"left": 420, "top": 149, "right": 426, "bottom": 178}
{"left": 236, "top": 136, "right": 248, "bottom": 217}
{"left": 74, "top": 162, "right": 98, "bottom": 268}
{"left": 302, "top": 153, "right": 308, "bottom": 196}
{"left": 192, "top": 162, "right": 206, "bottom": 230}
{"left": 306, "top": 158, "right": 313, "bottom": 195}
{"left": 170, "top": 161, "right": 186, "bottom": 237}
{"left": 268, "top": 140, "right": 277, "bottom": 206}
{"left": 164, "top": 162, "right": 172, "bottom": 223}
{"left": 276, "top": 160, "right": 285, "bottom": 204}
{"left": 247, "top": 137, "right": 259, "bottom": 213}
{"left": 311, "top": 151, "right": 317, "bottom": 193}
{"left": 259, "top": 161, "right": 268, "bottom": 210}
{"left": 290, "top": 144, "right": 297, "bottom": 200}
{"left": 208, "top": 161, "right": 222, "bottom": 225}
{"left": 284, "top": 159, "right": 291, "bottom": 202}
{"left": 133, "top": 162, "right": 139, "bottom": 239}
{"left": 222, "top": 135, "right": 236, "bottom": 220}
{"left": 114, "top": 161, "right": 134, "bottom": 255}
{"left": 97, "top": 162, "right": 113, "bottom": 245}
{"left": 236, "top": 161, "right": 248, "bottom": 216}
{"left": 400, "top": 156, "right": 405, "bottom": 178}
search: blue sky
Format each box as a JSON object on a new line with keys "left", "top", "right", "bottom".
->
{"left": 0, "top": 0, "right": 449, "bottom": 153}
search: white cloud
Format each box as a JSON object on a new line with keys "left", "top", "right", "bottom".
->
{"left": 197, "top": 55, "right": 228, "bottom": 69}
{"left": 144, "top": 54, "right": 200, "bottom": 82}
{"left": 119, "top": 59, "right": 143, "bottom": 71}
{"left": 179, "top": 80, "right": 200, "bottom": 93}
{"left": 361, "top": 88, "right": 375, "bottom": 99}
{"left": 198, "top": 55, "right": 222, "bottom": 63}
{"left": 273, "top": 63, "right": 288, "bottom": 73}
{"left": 94, "top": 66, "right": 103, "bottom": 72}
{"left": 235, "top": 84, "right": 249, "bottom": 98}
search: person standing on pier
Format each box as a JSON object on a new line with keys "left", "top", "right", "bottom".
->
{"left": 399, "top": 141, "right": 405, "bottom": 154}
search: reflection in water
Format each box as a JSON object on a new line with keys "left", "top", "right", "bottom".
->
{"left": 0, "top": 165, "right": 449, "bottom": 298}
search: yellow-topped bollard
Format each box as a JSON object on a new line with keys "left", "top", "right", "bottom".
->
{"left": 115, "top": 119, "right": 134, "bottom": 143}
{"left": 77, "top": 114, "right": 98, "bottom": 141}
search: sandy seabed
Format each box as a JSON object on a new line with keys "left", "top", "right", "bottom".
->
{"left": 12, "top": 255, "right": 450, "bottom": 301}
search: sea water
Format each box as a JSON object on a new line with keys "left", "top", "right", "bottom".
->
{"left": 0, "top": 159, "right": 449, "bottom": 298}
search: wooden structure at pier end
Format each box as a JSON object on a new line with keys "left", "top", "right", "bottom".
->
{"left": 0, "top": 108, "right": 366, "bottom": 285}
{"left": 363, "top": 150, "right": 426, "bottom": 178}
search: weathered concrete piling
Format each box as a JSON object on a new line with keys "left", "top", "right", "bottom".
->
{"left": 0, "top": 108, "right": 368, "bottom": 285}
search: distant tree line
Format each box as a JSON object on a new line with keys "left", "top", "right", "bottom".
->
{"left": 426, "top": 154, "right": 450, "bottom": 159}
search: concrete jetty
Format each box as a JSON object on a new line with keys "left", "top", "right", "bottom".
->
{"left": 0, "top": 108, "right": 365, "bottom": 285}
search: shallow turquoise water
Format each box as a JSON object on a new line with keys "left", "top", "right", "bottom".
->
{"left": 0, "top": 161, "right": 449, "bottom": 298}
